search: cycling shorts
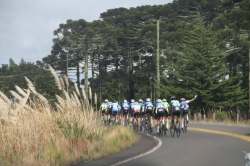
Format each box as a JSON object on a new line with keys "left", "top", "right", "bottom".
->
{"left": 155, "top": 108, "right": 165, "bottom": 119}
{"left": 122, "top": 108, "right": 129, "bottom": 115}
{"left": 181, "top": 109, "right": 189, "bottom": 117}
{"left": 112, "top": 111, "right": 119, "bottom": 115}
{"left": 171, "top": 106, "right": 181, "bottom": 117}
{"left": 133, "top": 112, "right": 140, "bottom": 118}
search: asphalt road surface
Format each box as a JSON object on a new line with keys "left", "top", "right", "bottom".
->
{"left": 77, "top": 122, "right": 250, "bottom": 166}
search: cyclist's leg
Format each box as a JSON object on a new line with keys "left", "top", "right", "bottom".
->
{"left": 171, "top": 109, "right": 175, "bottom": 127}
{"left": 181, "top": 109, "right": 185, "bottom": 129}
{"left": 156, "top": 112, "right": 160, "bottom": 133}
{"left": 165, "top": 110, "right": 169, "bottom": 129}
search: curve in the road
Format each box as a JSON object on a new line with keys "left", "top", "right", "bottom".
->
{"left": 110, "top": 134, "right": 162, "bottom": 166}
{"left": 189, "top": 127, "right": 250, "bottom": 142}
{"left": 111, "top": 126, "right": 250, "bottom": 166}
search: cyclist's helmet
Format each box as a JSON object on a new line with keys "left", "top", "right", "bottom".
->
{"left": 105, "top": 99, "right": 108, "bottom": 103}
{"left": 180, "top": 98, "right": 185, "bottom": 101}
{"left": 124, "top": 99, "right": 128, "bottom": 103}
{"left": 170, "top": 96, "right": 176, "bottom": 101}
{"left": 113, "top": 100, "right": 117, "bottom": 103}
{"left": 131, "top": 99, "right": 135, "bottom": 103}
{"left": 146, "top": 98, "right": 151, "bottom": 102}
{"left": 135, "top": 102, "right": 138, "bottom": 105}
{"left": 162, "top": 98, "right": 167, "bottom": 102}
{"left": 139, "top": 99, "right": 143, "bottom": 103}
{"left": 157, "top": 99, "right": 162, "bottom": 103}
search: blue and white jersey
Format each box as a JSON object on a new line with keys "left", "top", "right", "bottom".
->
{"left": 111, "top": 102, "right": 121, "bottom": 112}
{"left": 122, "top": 102, "right": 130, "bottom": 111}
{"left": 105, "top": 102, "right": 110, "bottom": 109}
{"left": 144, "top": 101, "right": 154, "bottom": 111}
{"left": 129, "top": 102, "right": 135, "bottom": 112}
{"left": 180, "top": 101, "right": 190, "bottom": 110}
{"left": 155, "top": 103, "right": 165, "bottom": 112}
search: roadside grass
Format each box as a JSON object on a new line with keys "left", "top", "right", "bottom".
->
{"left": 0, "top": 65, "right": 138, "bottom": 166}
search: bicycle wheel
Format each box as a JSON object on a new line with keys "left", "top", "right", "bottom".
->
{"left": 184, "top": 118, "right": 187, "bottom": 133}
{"left": 147, "top": 117, "right": 152, "bottom": 134}
{"left": 133, "top": 118, "right": 138, "bottom": 131}
{"left": 170, "top": 121, "right": 175, "bottom": 137}
{"left": 162, "top": 123, "right": 167, "bottom": 136}
{"left": 176, "top": 121, "right": 181, "bottom": 137}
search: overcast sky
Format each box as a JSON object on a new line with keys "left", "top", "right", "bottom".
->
{"left": 0, "top": 0, "right": 173, "bottom": 66}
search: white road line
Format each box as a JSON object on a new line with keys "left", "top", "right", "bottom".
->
{"left": 110, "top": 133, "right": 162, "bottom": 166}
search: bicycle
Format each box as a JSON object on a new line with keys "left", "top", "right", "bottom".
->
{"left": 123, "top": 113, "right": 130, "bottom": 126}
{"left": 170, "top": 118, "right": 181, "bottom": 137}
{"left": 183, "top": 115, "right": 188, "bottom": 133}
{"left": 133, "top": 114, "right": 140, "bottom": 131}
{"left": 158, "top": 118, "right": 167, "bottom": 137}
{"left": 142, "top": 113, "right": 152, "bottom": 134}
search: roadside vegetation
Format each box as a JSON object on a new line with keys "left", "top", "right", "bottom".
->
{"left": 0, "top": 65, "right": 138, "bottom": 166}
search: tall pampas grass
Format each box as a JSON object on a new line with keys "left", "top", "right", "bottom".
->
{"left": 0, "top": 65, "right": 137, "bottom": 166}
{"left": 48, "top": 64, "right": 62, "bottom": 90}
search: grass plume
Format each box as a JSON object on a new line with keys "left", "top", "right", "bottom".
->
{"left": 0, "top": 66, "right": 138, "bottom": 166}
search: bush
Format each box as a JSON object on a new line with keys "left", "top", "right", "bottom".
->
{"left": 215, "top": 111, "right": 228, "bottom": 121}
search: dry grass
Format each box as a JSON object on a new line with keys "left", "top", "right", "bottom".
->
{"left": 0, "top": 66, "right": 138, "bottom": 166}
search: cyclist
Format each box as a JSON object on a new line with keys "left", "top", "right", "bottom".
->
{"left": 99, "top": 99, "right": 110, "bottom": 123}
{"left": 129, "top": 99, "right": 135, "bottom": 124}
{"left": 133, "top": 101, "right": 141, "bottom": 128}
{"left": 169, "top": 96, "right": 181, "bottom": 128}
{"left": 154, "top": 99, "right": 166, "bottom": 134}
{"left": 110, "top": 100, "right": 121, "bottom": 123}
{"left": 143, "top": 98, "right": 154, "bottom": 131}
{"left": 180, "top": 95, "right": 197, "bottom": 128}
{"left": 138, "top": 99, "right": 144, "bottom": 130}
{"left": 162, "top": 98, "right": 170, "bottom": 130}
{"left": 121, "top": 99, "right": 130, "bottom": 126}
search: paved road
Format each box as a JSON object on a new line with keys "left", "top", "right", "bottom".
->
{"left": 77, "top": 122, "right": 250, "bottom": 166}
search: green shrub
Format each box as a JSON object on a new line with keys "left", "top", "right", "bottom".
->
{"left": 215, "top": 111, "right": 228, "bottom": 121}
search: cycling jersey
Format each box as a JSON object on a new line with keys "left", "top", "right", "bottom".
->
{"left": 111, "top": 102, "right": 121, "bottom": 113}
{"left": 133, "top": 104, "right": 141, "bottom": 113}
{"left": 155, "top": 103, "right": 165, "bottom": 113}
{"left": 144, "top": 101, "right": 154, "bottom": 111}
{"left": 170, "top": 100, "right": 181, "bottom": 112}
{"left": 129, "top": 102, "right": 135, "bottom": 112}
{"left": 122, "top": 102, "right": 130, "bottom": 112}
{"left": 180, "top": 101, "right": 190, "bottom": 111}
{"left": 162, "top": 101, "right": 169, "bottom": 112}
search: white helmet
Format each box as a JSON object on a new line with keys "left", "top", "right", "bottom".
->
{"left": 124, "top": 99, "right": 128, "bottom": 103}
{"left": 131, "top": 99, "right": 135, "bottom": 103}
{"left": 146, "top": 98, "right": 151, "bottom": 102}
{"left": 157, "top": 99, "right": 162, "bottom": 103}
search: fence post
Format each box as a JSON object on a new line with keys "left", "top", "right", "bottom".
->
{"left": 237, "top": 113, "right": 239, "bottom": 124}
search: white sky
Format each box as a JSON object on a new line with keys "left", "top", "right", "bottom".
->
{"left": 0, "top": 0, "right": 173, "bottom": 66}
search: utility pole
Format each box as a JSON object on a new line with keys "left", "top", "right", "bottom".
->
{"left": 84, "top": 37, "right": 89, "bottom": 109}
{"left": 66, "top": 51, "right": 69, "bottom": 92}
{"left": 249, "top": 47, "right": 250, "bottom": 120}
{"left": 156, "top": 20, "right": 160, "bottom": 99}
